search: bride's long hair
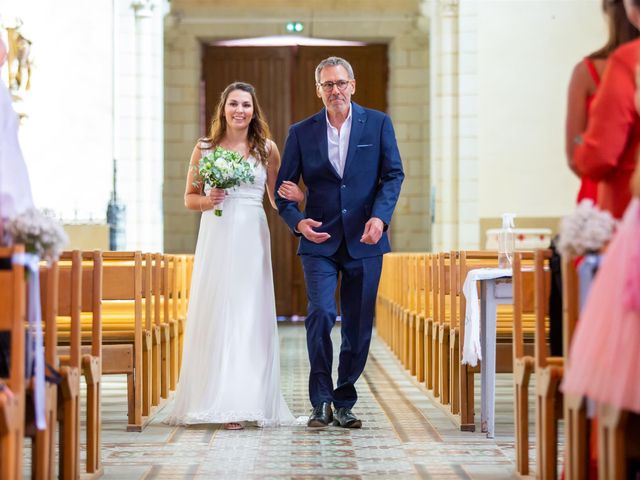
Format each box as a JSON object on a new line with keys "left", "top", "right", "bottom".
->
{"left": 201, "top": 82, "right": 272, "bottom": 164}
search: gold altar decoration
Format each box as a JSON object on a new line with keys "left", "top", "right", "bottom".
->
{"left": 2, "top": 19, "right": 32, "bottom": 121}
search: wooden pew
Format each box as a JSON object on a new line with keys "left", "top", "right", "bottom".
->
{"left": 0, "top": 246, "right": 26, "bottom": 480}
{"left": 390, "top": 254, "right": 403, "bottom": 361}
{"left": 405, "top": 254, "right": 418, "bottom": 376}
{"left": 99, "top": 251, "right": 151, "bottom": 431}
{"left": 414, "top": 254, "right": 429, "bottom": 384}
{"left": 398, "top": 254, "right": 408, "bottom": 365}
{"left": 423, "top": 254, "right": 435, "bottom": 391}
{"left": 167, "top": 255, "right": 181, "bottom": 390}
{"left": 158, "top": 254, "right": 175, "bottom": 397}
{"left": 80, "top": 251, "right": 103, "bottom": 476}
{"left": 561, "top": 255, "right": 589, "bottom": 480}
{"left": 596, "top": 404, "right": 640, "bottom": 479}
{"left": 511, "top": 251, "right": 536, "bottom": 475}
{"left": 430, "top": 253, "right": 441, "bottom": 399}
{"left": 60, "top": 250, "right": 103, "bottom": 476}
{"left": 56, "top": 250, "right": 83, "bottom": 479}
{"left": 448, "top": 251, "right": 461, "bottom": 415}
{"left": 437, "top": 252, "right": 453, "bottom": 406}
{"left": 149, "top": 253, "right": 164, "bottom": 408}
{"left": 376, "top": 253, "right": 401, "bottom": 360}
{"left": 534, "top": 249, "right": 563, "bottom": 480}
{"left": 30, "top": 259, "right": 59, "bottom": 480}
{"left": 176, "top": 255, "right": 189, "bottom": 373}
{"left": 179, "top": 254, "right": 194, "bottom": 372}
{"left": 374, "top": 255, "right": 389, "bottom": 345}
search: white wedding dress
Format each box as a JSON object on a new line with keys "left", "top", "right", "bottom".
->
{"left": 165, "top": 154, "right": 294, "bottom": 426}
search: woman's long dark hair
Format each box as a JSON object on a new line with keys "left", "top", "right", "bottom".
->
{"left": 589, "top": 0, "right": 640, "bottom": 59}
{"left": 200, "top": 82, "right": 272, "bottom": 164}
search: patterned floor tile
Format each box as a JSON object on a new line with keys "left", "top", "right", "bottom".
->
{"left": 27, "top": 323, "right": 558, "bottom": 478}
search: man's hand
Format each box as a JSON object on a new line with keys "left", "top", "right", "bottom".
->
{"left": 297, "top": 218, "right": 331, "bottom": 243}
{"left": 361, "top": 217, "right": 384, "bottom": 245}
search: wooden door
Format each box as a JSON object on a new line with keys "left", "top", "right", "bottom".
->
{"left": 202, "top": 44, "right": 388, "bottom": 316}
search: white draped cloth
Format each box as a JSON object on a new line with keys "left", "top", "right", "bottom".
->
{"left": 0, "top": 39, "right": 34, "bottom": 220}
{"left": 461, "top": 267, "right": 512, "bottom": 367}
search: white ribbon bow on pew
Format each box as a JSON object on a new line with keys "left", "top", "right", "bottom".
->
{"left": 12, "top": 252, "right": 46, "bottom": 430}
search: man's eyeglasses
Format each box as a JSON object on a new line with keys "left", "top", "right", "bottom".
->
{"left": 317, "top": 80, "right": 351, "bottom": 92}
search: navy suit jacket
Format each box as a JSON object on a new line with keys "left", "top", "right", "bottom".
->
{"left": 276, "top": 102, "right": 404, "bottom": 259}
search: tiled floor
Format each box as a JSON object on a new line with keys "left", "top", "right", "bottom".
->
{"left": 66, "top": 324, "right": 552, "bottom": 479}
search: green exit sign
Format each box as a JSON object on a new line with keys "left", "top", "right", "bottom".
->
{"left": 285, "top": 21, "right": 304, "bottom": 33}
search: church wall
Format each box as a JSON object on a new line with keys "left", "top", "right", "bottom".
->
{"left": 475, "top": 0, "right": 606, "bottom": 228}
{"left": 2, "top": 0, "right": 166, "bottom": 251}
{"left": 163, "top": 0, "right": 431, "bottom": 253}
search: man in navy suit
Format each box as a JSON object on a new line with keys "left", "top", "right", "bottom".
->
{"left": 276, "top": 56, "right": 404, "bottom": 428}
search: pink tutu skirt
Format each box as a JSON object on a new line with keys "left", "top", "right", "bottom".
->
{"left": 562, "top": 198, "right": 640, "bottom": 413}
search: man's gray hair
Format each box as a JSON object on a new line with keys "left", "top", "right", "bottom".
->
{"left": 314, "top": 56, "right": 355, "bottom": 83}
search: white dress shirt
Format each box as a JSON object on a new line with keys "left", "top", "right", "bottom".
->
{"left": 325, "top": 105, "right": 352, "bottom": 178}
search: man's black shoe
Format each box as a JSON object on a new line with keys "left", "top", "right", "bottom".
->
{"left": 307, "top": 402, "right": 333, "bottom": 427}
{"left": 332, "top": 407, "right": 362, "bottom": 428}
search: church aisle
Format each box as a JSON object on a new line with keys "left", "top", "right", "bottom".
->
{"left": 97, "top": 324, "right": 522, "bottom": 479}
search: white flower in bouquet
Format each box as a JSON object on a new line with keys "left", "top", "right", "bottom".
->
{"left": 557, "top": 199, "right": 617, "bottom": 257}
{"left": 4, "top": 208, "right": 69, "bottom": 263}
{"left": 192, "top": 146, "right": 255, "bottom": 216}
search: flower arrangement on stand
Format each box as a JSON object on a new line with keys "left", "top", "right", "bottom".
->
{"left": 3, "top": 207, "right": 69, "bottom": 263}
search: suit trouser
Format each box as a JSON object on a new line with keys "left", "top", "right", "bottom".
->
{"left": 300, "top": 240, "right": 383, "bottom": 409}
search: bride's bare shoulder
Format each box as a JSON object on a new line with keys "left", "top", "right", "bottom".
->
{"left": 197, "top": 138, "right": 215, "bottom": 150}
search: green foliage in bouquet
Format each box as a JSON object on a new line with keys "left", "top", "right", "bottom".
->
{"left": 191, "top": 146, "right": 256, "bottom": 216}
{"left": 192, "top": 146, "right": 255, "bottom": 190}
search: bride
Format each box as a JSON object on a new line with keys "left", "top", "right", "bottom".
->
{"left": 165, "top": 82, "right": 302, "bottom": 430}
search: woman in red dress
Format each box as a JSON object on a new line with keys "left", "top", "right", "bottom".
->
{"left": 573, "top": 0, "right": 640, "bottom": 218}
{"left": 566, "top": 0, "right": 639, "bottom": 204}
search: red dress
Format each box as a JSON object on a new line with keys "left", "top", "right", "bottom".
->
{"left": 574, "top": 39, "right": 640, "bottom": 218}
{"left": 576, "top": 58, "right": 600, "bottom": 203}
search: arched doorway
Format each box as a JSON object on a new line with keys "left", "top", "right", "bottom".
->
{"left": 202, "top": 37, "right": 388, "bottom": 316}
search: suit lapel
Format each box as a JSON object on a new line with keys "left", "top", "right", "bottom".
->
{"left": 313, "top": 109, "right": 341, "bottom": 181}
{"left": 343, "top": 103, "right": 366, "bottom": 179}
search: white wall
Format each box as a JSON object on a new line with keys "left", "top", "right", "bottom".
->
{"left": 2, "top": 0, "right": 113, "bottom": 221}
{"left": 476, "top": 0, "right": 606, "bottom": 219}
{"left": 2, "top": 0, "right": 166, "bottom": 251}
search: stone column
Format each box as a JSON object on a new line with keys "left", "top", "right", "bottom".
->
{"left": 456, "top": 0, "right": 479, "bottom": 249}
{"left": 130, "top": 0, "right": 163, "bottom": 251}
{"left": 429, "top": 0, "right": 459, "bottom": 251}
{"left": 428, "top": 0, "right": 479, "bottom": 251}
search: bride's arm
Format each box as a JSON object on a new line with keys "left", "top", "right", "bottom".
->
{"left": 265, "top": 140, "right": 281, "bottom": 210}
{"left": 184, "top": 144, "right": 224, "bottom": 211}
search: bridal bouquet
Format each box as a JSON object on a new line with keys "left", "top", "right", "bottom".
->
{"left": 4, "top": 208, "right": 69, "bottom": 263}
{"left": 557, "top": 199, "right": 617, "bottom": 257}
{"left": 192, "top": 146, "right": 255, "bottom": 216}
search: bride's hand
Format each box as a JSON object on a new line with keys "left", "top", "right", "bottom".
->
{"left": 278, "top": 181, "right": 304, "bottom": 203}
{"left": 202, "top": 188, "right": 225, "bottom": 210}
